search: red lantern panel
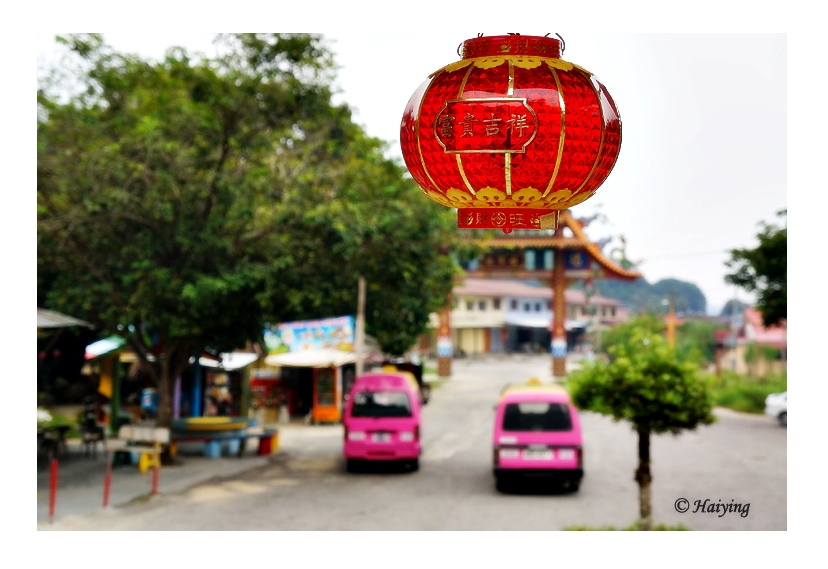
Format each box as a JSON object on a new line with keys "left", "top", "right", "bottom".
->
{"left": 400, "top": 35, "right": 621, "bottom": 232}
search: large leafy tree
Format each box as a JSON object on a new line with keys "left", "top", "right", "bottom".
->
{"left": 567, "top": 317, "right": 716, "bottom": 530}
{"left": 725, "top": 209, "right": 787, "bottom": 327}
{"left": 38, "top": 33, "right": 460, "bottom": 428}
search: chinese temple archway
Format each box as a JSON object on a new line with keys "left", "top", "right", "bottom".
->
{"left": 460, "top": 208, "right": 642, "bottom": 377}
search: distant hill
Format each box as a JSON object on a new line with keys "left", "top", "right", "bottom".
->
{"left": 589, "top": 277, "right": 708, "bottom": 315}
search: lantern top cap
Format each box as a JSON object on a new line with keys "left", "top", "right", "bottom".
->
{"left": 460, "top": 34, "right": 562, "bottom": 60}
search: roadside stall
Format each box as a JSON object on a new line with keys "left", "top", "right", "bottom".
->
{"left": 191, "top": 352, "right": 260, "bottom": 418}
{"left": 263, "top": 316, "right": 357, "bottom": 424}
{"left": 248, "top": 367, "right": 288, "bottom": 424}
{"left": 264, "top": 348, "right": 356, "bottom": 424}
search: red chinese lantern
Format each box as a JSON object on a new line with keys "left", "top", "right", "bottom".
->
{"left": 400, "top": 34, "right": 621, "bottom": 233}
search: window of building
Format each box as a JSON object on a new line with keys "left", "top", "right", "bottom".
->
{"left": 525, "top": 250, "right": 536, "bottom": 271}
{"left": 493, "top": 298, "right": 501, "bottom": 310}
{"left": 547, "top": 301, "right": 551, "bottom": 310}
{"left": 511, "top": 299, "right": 518, "bottom": 310}
{"left": 543, "top": 250, "right": 553, "bottom": 270}
{"left": 524, "top": 303, "right": 531, "bottom": 312}
{"left": 478, "top": 300, "right": 486, "bottom": 311}
{"left": 466, "top": 300, "right": 473, "bottom": 311}
{"left": 535, "top": 302, "right": 542, "bottom": 312}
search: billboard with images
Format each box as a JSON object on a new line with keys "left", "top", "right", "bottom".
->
{"left": 264, "top": 316, "right": 355, "bottom": 354}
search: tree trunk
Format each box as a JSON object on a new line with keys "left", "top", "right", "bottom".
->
{"left": 635, "top": 426, "right": 653, "bottom": 530}
{"left": 156, "top": 347, "right": 192, "bottom": 465}
{"left": 157, "top": 360, "right": 172, "bottom": 428}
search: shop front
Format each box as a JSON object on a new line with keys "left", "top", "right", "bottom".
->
{"left": 177, "top": 352, "right": 259, "bottom": 419}
{"left": 263, "top": 349, "right": 357, "bottom": 424}
{"left": 262, "top": 316, "right": 357, "bottom": 425}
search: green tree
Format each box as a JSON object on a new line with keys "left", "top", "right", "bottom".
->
{"left": 38, "top": 33, "right": 460, "bottom": 429}
{"left": 674, "top": 318, "right": 726, "bottom": 366}
{"left": 725, "top": 209, "right": 786, "bottom": 327}
{"left": 567, "top": 317, "right": 716, "bottom": 530}
{"left": 599, "top": 313, "right": 663, "bottom": 356}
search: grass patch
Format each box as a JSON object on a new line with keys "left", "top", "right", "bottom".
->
{"left": 425, "top": 379, "right": 447, "bottom": 390}
{"left": 565, "top": 520, "right": 692, "bottom": 531}
{"left": 704, "top": 371, "right": 786, "bottom": 414}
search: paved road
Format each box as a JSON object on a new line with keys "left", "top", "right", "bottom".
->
{"left": 40, "top": 354, "right": 786, "bottom": 531}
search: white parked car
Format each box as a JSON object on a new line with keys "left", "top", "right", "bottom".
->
{"left": 764, "top": 391, "right": 787, "bottom": 427}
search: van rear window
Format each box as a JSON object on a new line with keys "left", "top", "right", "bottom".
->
{"left": 351, "top": 390, "right": 412, "bottom": 418}
{"left": 502, "top": 402, "right": 572, "bottom": 432}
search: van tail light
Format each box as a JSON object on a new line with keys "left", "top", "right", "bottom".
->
{"left": 576, "top": 446, "right": 583, "bottom": 468}
{"left": 415, "top": 425, "right": 420, "bottom": 441}
{"left": 344, "top": 427, "right": 348, "bottom": 442}
{"left": 493, "top": 446, "right": 499, "bottom": 466}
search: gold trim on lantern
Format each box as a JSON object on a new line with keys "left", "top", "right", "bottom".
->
{"left": 456, "top": 154, "right": 477, "bottom": 196}
{"left": 415, "top": 69, "right": 448, "bottom": 195}
{"left": 507, "top": 59, "right": 515, "bottom": 96}
{"left": 441, "top": 55, "right": 570, "bottom": 76}
{"left": 542, "top": 67, "right": 566, "bottom": 199}
{"left": 454, "top": 65, "right": 477, "bottom": 197}
{"left": 505, "top": 60, "right": 514, "bottom": 195}
{"left": 571, "top": 69, "right": 607, "bottom": 196}
{"left": 505, "top": 153, "right": 512, "bottom": 196}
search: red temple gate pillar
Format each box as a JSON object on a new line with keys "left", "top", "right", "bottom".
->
{"left": 551, "top": 250, "right": 567, "bottom": 378}
{"left": 437, "top": 298, "right": 452, "bottom": 378}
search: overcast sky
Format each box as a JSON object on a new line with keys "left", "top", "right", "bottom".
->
{"left": 33, "top": 7, "right": 793, "bottom": 317}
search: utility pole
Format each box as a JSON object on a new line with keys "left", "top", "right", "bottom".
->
{"left": 730, "top": 288, "right": 738, "bottom": 372}
{"left": 355, "top": 276, "right": 366, "bottom": 377}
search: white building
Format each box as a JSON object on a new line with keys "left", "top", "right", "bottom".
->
{"left": 425, "top": 278, "right": 627, "bottom": 356}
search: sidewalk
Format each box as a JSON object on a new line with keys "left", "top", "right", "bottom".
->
{"left": 36, "top": 422, "right": 306, "bottom": 529}
{"left": 38, "top": 354, "right": 579, "bottom": 529}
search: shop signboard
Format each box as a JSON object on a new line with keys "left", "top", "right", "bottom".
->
{"left": 264, "top": 315, "right": 355, "bottom": 355}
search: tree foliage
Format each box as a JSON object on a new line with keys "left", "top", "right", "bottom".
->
{"left": 38, "top": 33, "right": 461, "bottom": 427}
{"left": 601, "top": 311, "right": 724, "bottom": 367}
{"left": 725, "top": 209, "right": 787, "bottom": 327}
{"left": 567, "top": 316, "right": 716, "bottom": 529}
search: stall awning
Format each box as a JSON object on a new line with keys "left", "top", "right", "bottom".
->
{"left": 264, "top": 349, "right": 357, "bottom": 368}
{"left": 197, "top": 352, "right": 260, "bottom": 371}
{"left": 85, "top": 336, "right": 126, "bottom": 360}
{"left": 504, "top": 314, "right": 588, "bottom": 331}
{"left": 38, "top": 308, "right": 93, "bottom": 329}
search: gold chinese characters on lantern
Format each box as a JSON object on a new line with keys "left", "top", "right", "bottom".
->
{"left": 400, "top": 34, "right": 621, "bottom": 233}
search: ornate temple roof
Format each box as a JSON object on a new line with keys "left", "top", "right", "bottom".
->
{"left": 467, "top": 209, "right": 643, "bottom": 281}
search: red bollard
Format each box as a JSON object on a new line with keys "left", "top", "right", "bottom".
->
{"left": 103, "top": 460, "right": 113, "bottom": 508}
{"left": 49, "top": 458, "right": 58, "bottom": 524}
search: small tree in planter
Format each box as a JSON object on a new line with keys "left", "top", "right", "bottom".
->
{"left": 567, "top": 320, "right": 716, "bottom": 530}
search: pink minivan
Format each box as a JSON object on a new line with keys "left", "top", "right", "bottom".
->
{"left": 492, "top": 380, "right": 584, "bottom": 492}
{"left": 342, "top": 371, "right": 422, "bottom": 472}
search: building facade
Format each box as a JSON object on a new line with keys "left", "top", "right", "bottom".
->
{"left": 423, "top": 278, "right": 627, "bottom": 357}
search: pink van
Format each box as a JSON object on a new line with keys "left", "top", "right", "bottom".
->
{"left": 492, "top": 380, "right": 584, "bottom": 492}
{"left": 342, "top": 371, "right": 422, "bottom": 472}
